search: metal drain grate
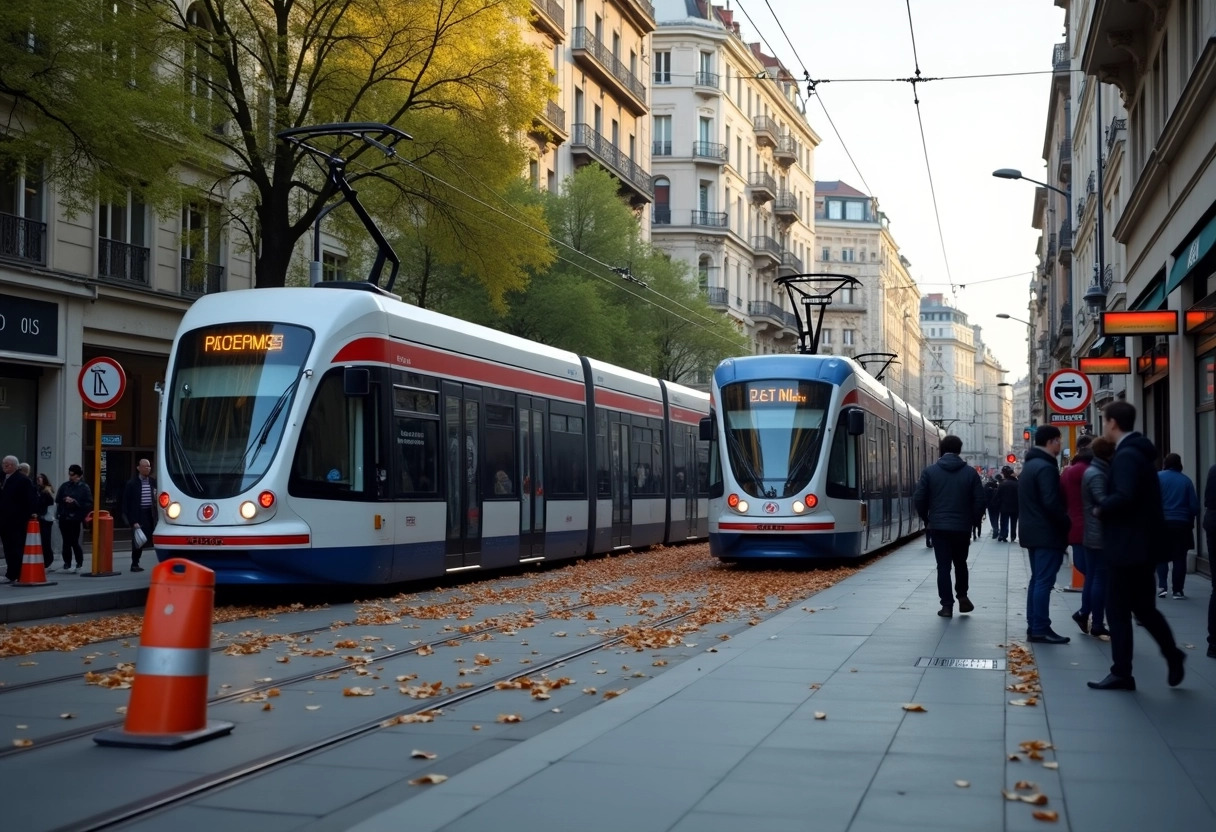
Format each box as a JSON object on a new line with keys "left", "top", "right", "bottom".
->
{"left": 915, "top": 657, "right": 1006, "bottom": 670}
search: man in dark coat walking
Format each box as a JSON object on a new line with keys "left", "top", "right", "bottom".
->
{"left": 913, "top": 435, "right": 987, "bottom": 618}
{"left": 1018, "top": 426, "right": 1071, "bottom": 644}
{"left": 1, "top": 455, "right": 39, "bottom": 582}
{"left": 997, "top": 466, "right": 1020, "bottom": 542}
{"left": 122, "top": 458, "right": 157, "bottom": 572}
{"left": 1089, "top": 401, "right": 1185, "bottom": 690}
{"left": 985, "top": 476, "right": 1001, "bottom": 539}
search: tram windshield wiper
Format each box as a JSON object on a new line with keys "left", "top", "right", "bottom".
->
{"left": 724, "top": 428, "right": 770, "bottom": 497}
{"left": 235, "top": 373, "right": 302, "bottom": 473}
{"left": 166, "top": 415, "right": 203, "bottom": 495}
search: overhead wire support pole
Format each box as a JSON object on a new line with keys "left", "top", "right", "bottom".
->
{"left": 277, "top": 123, "right": 412, "bottom": 294}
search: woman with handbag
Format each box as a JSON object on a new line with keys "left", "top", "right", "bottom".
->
{"left": 36, "top": 473, "right": 56, "bottom": 570}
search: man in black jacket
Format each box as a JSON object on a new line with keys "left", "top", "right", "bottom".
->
{"left": 1, "top": 455, "right": 39, "bottom": 583}
{"left": 1089, "top": 401, "right": 1185, "bottom": 690}
{"left": 121, "top": 459, "right": 157, "bottom": 572}
{"left": 1018, "top": 426, "right": 1071, "bottom": 644}
{"left": 985, "top": 476, "right": 1001, "bottom": 539}
{"left": 913, "top": 435, "right": 987, "bottom": 618}
{"left": 997, "top": 466, "right": 1020, "bottom": 542}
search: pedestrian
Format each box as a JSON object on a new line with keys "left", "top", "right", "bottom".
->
{"left": 122, "top": 458, "right": 157, "bottom": 572}
{"left": 1203, "top": 461, "right": 1216, "bottom": 659}
{"left": 986, "top": 475, "right": 1001, "bottom": 538}
{"left": 1018, "top": 426, "right": 1072, "bottom": 644}
{"left": 1156, "top": 453, "right": 1198, "bottom": 599}
{"left": 0, "top": 455, "right": 39, "bottom": 582}
{"left": 56, "top": 464, "right": 92, "bottom": 573}
{"left": 1080, "top": 437, "right": 1113, "bottom": 638}
{"left": 35, "top": 473, "right": 56, "bottom": 570}
{"left": 1089, "top": 400, "right": 1186, "bottom": 691}
{"left": 998, "top": 465, "right": 1020, "bottom": 542}
{"left": 913, "top": 435, "right": 987, "bottom": 618}
{"left": 1061, "top": 434, "right": 1094, "bottom": 633}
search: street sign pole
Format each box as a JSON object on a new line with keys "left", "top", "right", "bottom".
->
{"left": 78, "top": 358, "right": 127, "bottom": 578}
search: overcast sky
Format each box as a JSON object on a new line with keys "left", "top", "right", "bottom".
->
{"left": 735, "top": 0, "right": 1068, "bottom": 380}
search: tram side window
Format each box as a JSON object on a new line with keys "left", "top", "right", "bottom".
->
{"left": 483, "top": 403, "right": 516, "bottom": 497}
{"left": 549, "top": 412, "right": 587, "bottom": 497}
{"left": 291, "top": 370, "right": 366, "bottom": 498}
{"left": 394, "top": 416, "right": 438, "bottom": 496}
{"left": 595, "top": 409, "right": 610, "bottom": 498}
{"left": 826, "top": 410, "right": 859, "bottom": 499}
{"left": 671, "top": 425, "right": 689, "bottom": 495}
{"left": 631, "top": 422, "right": 663, "bottom": 495}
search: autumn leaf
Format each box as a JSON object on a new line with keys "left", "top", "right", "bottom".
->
{"left": 306, "top": 705, "right": 322, "bottom": 711}
{"left": 1042, "top": 761, "right": 1059, "bottom": 770}
{"left": 1032, "top": 810, "right": 1059, "bottom": 822}
{"left": 814, "top": 712, "right": 827, "bottom": 720}
{"left": 343, "top": 687, "right": 376, "bottom": 696}
{"left": 902, "top": 703, "right": 927, "bottom": 712}
{"left": 1020, "top": 794, "right": 1049, "bottom": 806}
{"left": 1009, "top": 698, "right": 1038, "bottom": 707}
{"left": 12, "top": 739, "right": 33, "bottom": 748}
{"left": 409, "top": 774, "right": 448, "bottom": 785}
{"left": 496, "top": 714, "right": 523, "bottom": 723}
{"left": 955, "top": 780, "right": 969, "bottom": 788}
{"left": 411, "top": 749, "right": 438, "bottom": 760}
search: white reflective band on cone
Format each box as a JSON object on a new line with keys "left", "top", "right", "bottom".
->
{"left": 135, "top": 646, "right": 211, "bottom": 677}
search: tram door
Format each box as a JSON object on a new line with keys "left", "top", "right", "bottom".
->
{"left": 443, "top": 383, "right": 482, "bottom": 571}
{"left": 518, "top": 397, "right": 546, "bottom": 560}
{"left": 675, "top": 426, "right": 699, "bottom": 539}
{"left": 609, "top": 414, "right": 631, "bottom": 547}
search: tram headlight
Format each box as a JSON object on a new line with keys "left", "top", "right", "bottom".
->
{"left": 239, "top": 501, "right": 258, "bottom": 520}
{"left": 166, "top": 502, "right": 182, "bottom": 520}
{"left": 735, "top": 499, "right": 749, "bottom": 513}
{"left": 792, "top": 501, "right": 805, "bottom": 513}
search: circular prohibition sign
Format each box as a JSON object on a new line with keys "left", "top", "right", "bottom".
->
{"left": 78, "top": 356, "right": 128, "bottom": 410}
{"left": 1045, "top": 368, "right": 1092, "bottom": 415}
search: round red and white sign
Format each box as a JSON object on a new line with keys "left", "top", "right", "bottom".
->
{"left": 78, "top": 356, "right": 127, "bottom": 410}
{"left": 1046, "top": 369, "right": 1092, "bottom": 415}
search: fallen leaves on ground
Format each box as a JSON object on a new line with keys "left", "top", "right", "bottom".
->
{"left": 409, "top": 774, "right": 448, "bottom": 785}
{"left": 902, "top": 703, "right": 926, "bottom": 712}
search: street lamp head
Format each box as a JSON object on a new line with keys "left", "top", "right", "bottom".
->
{"left": 992, "top": 168, "right": 1023, "bottom": 180}
{"left": 997, "top": 382, "right": 1013, "bottom": 388}
{"left": 996, "top": 313, "right": 1012, "bottom": 319}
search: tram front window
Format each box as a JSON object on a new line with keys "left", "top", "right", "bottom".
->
{"left": 166, "top": 323, "right": 314, "bottom": 499}
{"left": 720, "top": 380, "right": 832, "bottom": 499}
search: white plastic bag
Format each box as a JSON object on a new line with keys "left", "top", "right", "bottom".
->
{"left": 132, "top": 527, "right": 148, "bottom": 548}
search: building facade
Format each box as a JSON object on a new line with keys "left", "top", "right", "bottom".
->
{"left": 813, "top": 182, "right": 923, "bottom": 411}
{"left": 649, "top": 0, "right": 819, "bottom": 353}
{"left": 526, "top": 0, "right": 657, "bottom": 210}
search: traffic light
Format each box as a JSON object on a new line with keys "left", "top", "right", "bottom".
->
{"left": 1022, "top": 428, "right": 1032, "bottom": 442}
{"left": 1006, "top": 453, "right": 1018, "bottom": 464}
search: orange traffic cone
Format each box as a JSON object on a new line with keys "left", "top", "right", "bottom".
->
{"left": 95, "top": 559, "right": 233, "bottom": 749}
{"left": 1061, "top": 547, "right": 1085, "bottom": 593}
{"left": 12, "top": 518, "right": 56, "bottom": 587}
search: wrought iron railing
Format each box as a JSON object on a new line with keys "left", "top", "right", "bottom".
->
{"left": 1106, "top": 116, "right": 1126, "bottom": 152}
{"left": 774, "top": 191, "right": 799, "bottom": 216}
{"left": 98, "top": 239, "right": 150, "bottom": 284}
{"left": 0, "top": 212, "right": 46, "bottom": 265}
{"left": 751, "top": 236, "right": 782, "bottom": 257}
{"left": 571, "top": 123, "right": 654, "bottom": 197}
{"left": 180, "top": 258, "right": 225, "bottom": 297}
{"left": 1102, "top": 264, "right": 1115, "bottom": 291}
{"left": 779, "top": 251, "right": 803, "bottom": 272}
{"left": 748, "top": 171, "right": 776, "bottom": 193}
{"left": 694, "top": 70, "right": 719, "bottom": 89}
{"left": 652, "top": 207, "right": 671, "bottom": 225}
{"left": 544, "top": 99, "right": 566, "bottom": 132}
{"left": 705, "top": 286, "right": 729, "bottom": 306}
{"left": 775, "top": 134, "right": 798, "bottom": 159}
{"left": 753, "top": 114, "right": 779, "bottom": 138}
{"left": 652, "top": 140, "right": 672, "bottom": 156}
{"left": 692, "top": 141, "right": 727, "bottom": 161}
{"left": 748, "top": 300, "right": 784, "bottom": 322}
{"left": 571, "top": 27, "right": 646, "bottom": 104}
{"left": 532, "top": 0, "right": 565, "bottom": 31}
{"left": 691, "top": 210, "right": 728, "bottom": 227}
{"left": 1052, "top": 42, "right": 1069, "bottom": 71}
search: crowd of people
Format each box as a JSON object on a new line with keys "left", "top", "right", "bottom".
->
{"left": 915, "top": 400, "right": 1216, "bottom": 692}
{"left": 0, "top": 457, "right": 155, "bottom": 581}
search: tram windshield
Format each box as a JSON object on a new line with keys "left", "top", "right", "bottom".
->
{"left": 720, "top": 380, "right": 833, "bottom": 499}
{"left": 165, "top": 323, "right": 315, "bottom": 499}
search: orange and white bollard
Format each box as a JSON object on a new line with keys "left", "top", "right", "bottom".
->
{"left": 12, "top": 518, "right": 56, "bottom": 587}
{"left": 95, "top": 559, "right": 233, "bottom": 749}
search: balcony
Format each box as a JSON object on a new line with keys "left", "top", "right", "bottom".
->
{"left": 753, "top": 114, "right": 779, "bottom": 148}
{"left": 530, "top": 0, "right": 565, "bottom": 40}
{"left": 774, "top": 134, "right": 797, "bottom": 166}
{"left": 692, "top": 141, "right": 727, "bottom": 164}
{"left": 752, "top": 236, "right": 782, "bottom": 268}
{"left": 1057, "top": 136, "right": 1071, "bottom": 181}
{"left": 532, "top": 98, "right": 568, "bottom": 143}
{"left": 693, "top": 70, "right": 720, "bottom": 96}
{"left": 571, "top": 27, "right": 647, "bottom": 115}
{"left": 705, "top": 286, "right": 729, "bottom": 308}
{"left": 1106, "top": 116, "right": 1126, "bottom": 153}
{"left": 1058, "top": 222, "right": 1072, "bottom": 265}
{"left": 652, "top": 206, "right": 671, "bottom": 225}
{"left": 774, "top": 190, "right": 799, "bottom": 222}
{"left": 98, "top": 239, "right": 150, "bottom": 285}
{"left": 691, "top": 210, "right": 728, "bottom": 228}
{"left": 652, "top": 139, "right": 672, "bottom": 157}
{"left": 748, "top": 300, "right": 785, "bottom": 332}
{"left": 747, "top": 171, "right": 776, "bottom": 203}
{"left": 778, "top": 250, "right": 803, "bottom": 277}
{"left": 181, "top": 258, "right": 225, "bottom": 298}
{"left": 0, "top": 212, "right": 46, "bottom": 266}
{"left": 571, "top": 123, "right": 654, "bottom": 204}
{"left": 612, "top": 0, "right": 657, "bottom": 35}
{"left": 1052, "top": 42, "right": 1069, "bottom": 74}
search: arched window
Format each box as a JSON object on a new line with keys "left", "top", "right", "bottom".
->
{"left": 653, "top": 177, "right": 670, "bottom": 225}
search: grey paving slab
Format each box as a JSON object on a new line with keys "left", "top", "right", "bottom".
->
{"left": 120, "top": 805, "right": 313, "bottom": 832}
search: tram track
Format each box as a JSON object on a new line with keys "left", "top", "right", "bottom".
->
{"left": 58, "top": 607, "right": 700, "bottom": 832}
{"left": 0, "top": 600, "right": 607, "bottom": 758}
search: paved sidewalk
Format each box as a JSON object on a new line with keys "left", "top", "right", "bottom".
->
{"left": 343, "top": 535, "right": 1216, "bottom": 832}
{"left": 0, "top": 543, "right": 151, "bottom": 624}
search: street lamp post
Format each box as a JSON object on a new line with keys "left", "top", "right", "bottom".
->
{"left": 996, "top": 314, "right": 1041, "bottom": 427}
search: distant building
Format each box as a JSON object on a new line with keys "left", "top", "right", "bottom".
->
{"left": 649, "top": 0, "right": 820, "bottom": 353}
{"left": 813, "top": 181, "right": 923, "bottom": 411}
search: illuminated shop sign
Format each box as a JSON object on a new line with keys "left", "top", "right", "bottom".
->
{"left": 1101, "top": 310, "right": 1178, "bottom": 336}
{"left": 1078, "top": 357, "right": 1132, "bottom": 375}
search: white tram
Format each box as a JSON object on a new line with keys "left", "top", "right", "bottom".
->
{"left": 153, "top": 284, "right": 709, "bottom": 584}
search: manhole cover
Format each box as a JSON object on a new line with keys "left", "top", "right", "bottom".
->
{"left": 915, "top": 657, "right": 1006, "bottom": 670}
